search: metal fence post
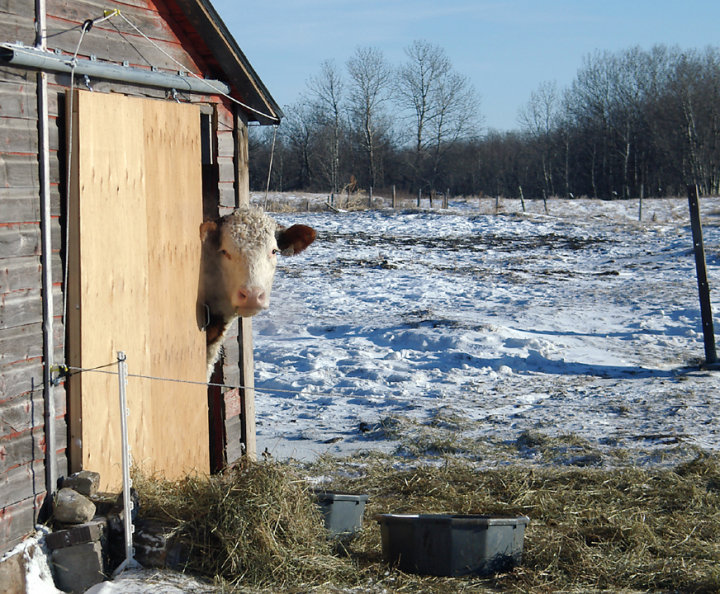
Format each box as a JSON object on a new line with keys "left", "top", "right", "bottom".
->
{"left": 113, "top": 351, "right": 141, "bottom": 575}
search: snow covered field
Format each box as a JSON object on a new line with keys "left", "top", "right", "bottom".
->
{"left": 13, "top": 194, "right": 720, "bottom": 594}
{"left": 250, "top": 194, "right": 720, "bottom": 468}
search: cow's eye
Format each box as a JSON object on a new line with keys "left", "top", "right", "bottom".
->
{"left": 271, "top": 249, "right": 279, "bottom": 256}
{"left": 220, "top": 249, "right": 231, "bottom": 259}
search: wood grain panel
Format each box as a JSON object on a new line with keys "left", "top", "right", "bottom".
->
{"left": 142, "top": 96, "right": 207, "bottom": 479}
{"left": 0, "top": 190, "right": 41, "bottom": 224}
{"left": 68, "top": 90, "right": 151, "bottom": 488}
{"left": 0, "top": 461, "right": 45, "bottom": 509}
{"left": 48, "top": 0, "right": 180, "bottom": 44}
{"left": 0, "top": 224, "right": 40, "bottom": 259}
{"left": 0, "top": 289, "right": 42, "bottom": 329}
{"left": 0, "top": 11, "right": 35, "bottom": 46}
{"left": 67, "top": 90, "right": 207, "bottom": 490}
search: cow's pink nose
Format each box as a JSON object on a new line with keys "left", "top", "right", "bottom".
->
{"left": 236, "top": 286, "right": 269, "bottom": 310}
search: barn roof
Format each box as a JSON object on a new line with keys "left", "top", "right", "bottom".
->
{"left": 172, "top": 0, "right": 283, "bottom": 125}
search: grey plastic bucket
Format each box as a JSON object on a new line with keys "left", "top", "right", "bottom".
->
{"left": 314, "top": 491, "right": 369, "bottom": 538}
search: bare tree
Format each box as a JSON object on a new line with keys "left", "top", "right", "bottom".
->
{"left": 307, "top": 60, "right": 344, "bottom": 193}
{"left": 249, "top": 42, "right": 720, "bottom": 202}
{"left": 519, "top": 81, "right": 560, "bottom": 196}
{"left": 428, "top": 70, "right": 480, "bottom": 182}
{"left": 396, "top": 40, "right": 451, "bottom": 188}
{"left": 346, "top": 46, "right": 393, "bottom": 188}
{"left": 565, "top": 51, "right": 618, "bottom": 198}
{"left": 395, "top": 40, "right": 480, "bottom": 193}
{"left": 280, "top": 97, "right": 317, "bottom": 189}
{"left": 665, "top": 48, "right": 720, "bottom": 194}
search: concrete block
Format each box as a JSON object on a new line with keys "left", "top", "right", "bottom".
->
{"left": 0, "top": 551, "right": 26, "bottom": 594}
{"left": 133, "top": 519, "right": 189, "bottom": 569}
{"left": 46, "top": 518, "right": 107, "bottom": 551}
{"left": 61, "top": 471, "right": 101, "bottom": 497}
{"left": 0, "top": 536, "right": 59, "bottom": 594}
{"left": 51, "top": 541, "right": 105, "bottom": 594}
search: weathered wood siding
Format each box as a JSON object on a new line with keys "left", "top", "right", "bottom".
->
{"left": 0, "top": 0, "right": 248, "bottom": 553}
{"left": 0, "top": 14, "right": 68, "bottom": 551}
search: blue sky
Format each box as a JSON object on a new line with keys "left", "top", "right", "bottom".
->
{"left": 212, "top": 1, "right": 720, "bottom": 131}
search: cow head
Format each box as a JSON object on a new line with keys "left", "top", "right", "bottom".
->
{"left": 199, "top": 207, "right": 316, "bottom": 375}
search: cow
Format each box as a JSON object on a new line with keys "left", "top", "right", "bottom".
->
{"left": 198, "top": 207, "right": 316, "bottom": 378}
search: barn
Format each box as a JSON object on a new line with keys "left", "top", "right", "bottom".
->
{"left": 0, "top": 0, "right": 281, "bottom": 554}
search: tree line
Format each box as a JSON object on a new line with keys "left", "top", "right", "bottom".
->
{"left": 248, "top": 42, "right": 720, "bottom": 201}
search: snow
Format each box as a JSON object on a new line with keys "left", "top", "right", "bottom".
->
{"left": 83, "top": 569, "right": 216, "bottom": 593}
{"left": 1, "top": 527, "right": 62, "bottom": 594}
{"left": 250, "top": 195, "right": 720, "bottom": 466}
{"left": 13, "top": 195, "right": 720, "bottom": 593}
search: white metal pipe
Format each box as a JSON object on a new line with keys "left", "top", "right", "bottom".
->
{"left": 36, "top": 0, "right": 58, "bottom": 506}
{"left": 0, "top": 42, "right": 231, "bottom": 95}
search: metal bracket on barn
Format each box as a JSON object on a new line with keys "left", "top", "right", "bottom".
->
{"left": 113, "top": 351, "right": 142, "bottom": 576}
{"left": 687, "top": 185, "right": 719, "bottom": 367}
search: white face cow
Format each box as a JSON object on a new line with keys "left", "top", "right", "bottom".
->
{"left": 199, "top": 207, "right": 316, "bottom": 377}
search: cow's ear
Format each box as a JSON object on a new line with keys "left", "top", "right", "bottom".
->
{"left": 276, "top": 225, "right": 317, "bottom": 256}
{"left": 200, "top": 221, "right": 219, "bottom": 245}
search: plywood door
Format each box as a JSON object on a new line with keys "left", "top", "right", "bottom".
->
{"left": 67, "top": 90, "right": 208, "bottom": 490}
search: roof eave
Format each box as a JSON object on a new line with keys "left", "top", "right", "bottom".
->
{"left": 174, "top": 0, "right": 283, "bottom": 125}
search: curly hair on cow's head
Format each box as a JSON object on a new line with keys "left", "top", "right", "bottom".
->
{"left": 225, "top": 207, "right": 279, "bottom": 252}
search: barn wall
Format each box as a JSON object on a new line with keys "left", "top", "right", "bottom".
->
{"left": 0, "top": 0, "right": 247, "bottom": 553}
{"left": 0, "top": 4, "right": 67, "bottom": 550}
{"left": 211, "top": 103, "right": 254, "bottom": 468}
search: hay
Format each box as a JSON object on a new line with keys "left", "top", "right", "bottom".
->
{"left": 309, "top": 452, "right": 720, "bottom": 593}
{"left": 132, "top": 454, "right": 720, "bottom": 593}
{"left": 133, "top": 462, "right": 358, "bottom": 589}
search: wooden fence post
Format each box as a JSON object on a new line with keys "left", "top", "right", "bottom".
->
{"left": 392, "top": 185, "right": 396, "bottom": 209}
{"left": 687, "top": 184, "right": 718, "bottom": 365}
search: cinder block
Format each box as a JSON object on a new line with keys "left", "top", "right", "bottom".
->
{"left": 46, "top": 518, "right": 107, "bottom": 551}
{"left": 51, "top": 541, "right": 105, "bottom": 594}
{"left": 61, "top": 471, "right": 101, "bottom": 497}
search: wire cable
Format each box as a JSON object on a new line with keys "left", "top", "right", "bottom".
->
{"left": 115, "top": 12, "right": 279, "bottom": 122}
{"left": 264, "top": 125, "right": 278, "bottom": 210}
{"left": 63, "top": 364, "right": 353, "bottom": 400}
{"left": 61, "top": 19, "right": 93, "bottom": 345}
